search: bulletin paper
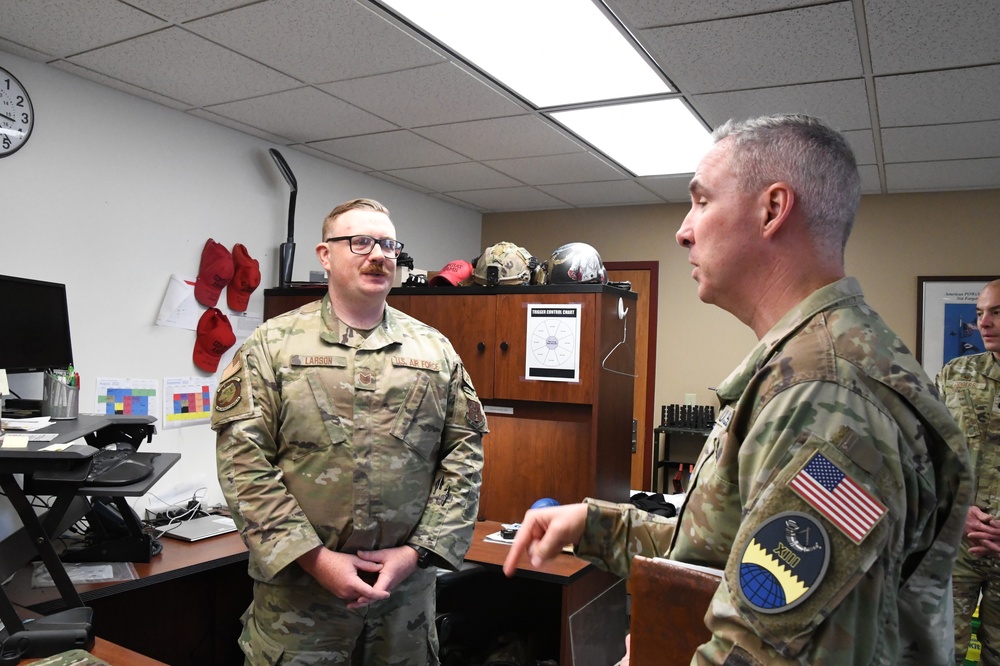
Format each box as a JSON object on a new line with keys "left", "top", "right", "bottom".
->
{"left": 524, "top": 303, "right": 582, "bottom": 383}
{"left": 95, "top": 377, "right": 160, "bottom": 421}
{"left": 162, "top": 376, "right": 216, "bottom": 429}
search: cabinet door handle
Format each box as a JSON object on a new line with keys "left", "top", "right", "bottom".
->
{"left": 500, "top": 341, "right": 509, "bottom": 352}
{"left": 477, "top": 342, "right": 486, "bottom": 352}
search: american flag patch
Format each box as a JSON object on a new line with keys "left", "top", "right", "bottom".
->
{"left": 789, "top": 452, "right": 886, "bottom": 545}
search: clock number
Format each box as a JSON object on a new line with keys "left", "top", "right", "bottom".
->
{"left": 22, "top": 112, "right": 29, "bottom": 124}
{"left": 2, "top": 136, "right": 10, "bottom": 150}
{"left": 2, "top": 78, "right": 8, "bottom": 90}
{"left": 16, "top": 95, "right": 24, "bottom": 107}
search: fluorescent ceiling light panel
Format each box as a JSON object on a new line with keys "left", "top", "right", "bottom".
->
{"left": 380, "top": 0, "right": 672, "bottom": 107}
{"left": 551, "top": 99, "right": 713, "bottom": 176}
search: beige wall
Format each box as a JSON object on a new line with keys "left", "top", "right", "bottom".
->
{"left": 482, "top": 189, "right": 1000, "bottom": 414}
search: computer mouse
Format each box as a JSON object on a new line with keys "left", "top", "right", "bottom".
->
{"left": 106, "top": 442, "right": 135, "bottom": 452}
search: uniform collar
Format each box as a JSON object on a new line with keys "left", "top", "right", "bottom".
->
{"left": 716, "top": 277, "right": 864, "bottom": 402}
{"left": 318, "top": 293, "right": 404, "bottom": 349}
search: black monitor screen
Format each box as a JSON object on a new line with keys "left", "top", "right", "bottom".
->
{"left": 0, "top": 274, "right": 74, "bottom": 374}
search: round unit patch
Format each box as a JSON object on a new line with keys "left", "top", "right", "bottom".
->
{"left": 215, "top": 376, "right": 243, "bottom": 412}
{"left": 737, "top": 511, "right": 830, "bottom": 614}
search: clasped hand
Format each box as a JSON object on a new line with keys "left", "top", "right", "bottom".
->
{"left": 298, "top": 545, "right": 419, "bottom": 609}
{"left": 966, "top": 506, "right": 1000, "bottom": 558}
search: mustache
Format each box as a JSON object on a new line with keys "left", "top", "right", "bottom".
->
{"left": 361, "top": 263, "right": 392, "bottom": 277}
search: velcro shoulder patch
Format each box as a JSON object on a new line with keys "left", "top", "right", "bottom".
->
{"left": 789, "top": 452, "right": 887, "bottom": 545}
{"left": 211, "top": 353, "right": 255, "bottom": 430}
{"left": 737, "top": 512, "right": 830, "bottom": 614}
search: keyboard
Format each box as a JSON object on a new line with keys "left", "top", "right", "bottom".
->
{"left": 86, "top": 448, "right": 155, "bottom": 486}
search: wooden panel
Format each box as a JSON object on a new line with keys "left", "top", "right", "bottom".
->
{"left": 478, "top": 404, "right": 592, "bottom": 523}
{"left": 629, "top": 556, "right": 719, "bottom": 666}
{"left": 404, "top": 294, "right": 497, "bottom": 399}
{"left": 262, "top": 287, "right": 324, "bottom": 320}
{"left": 593, "top": 291, "right": 636, "bottom": 503}
{"left": 385, "top": 293, "right": 410, "bottom": 313}
{"left": 607, "top": 266, "right": 655, "bottom": 491}
{"left": 493, "top": 293, "right": 595, "bottom": 404}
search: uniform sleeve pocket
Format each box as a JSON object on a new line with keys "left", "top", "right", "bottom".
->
{"left": 390, "top": 371, "right": 445, "bottom": 460}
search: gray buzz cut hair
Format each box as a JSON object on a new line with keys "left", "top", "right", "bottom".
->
{"left": 713, "top": 114, "right": 861, "bottom": 254}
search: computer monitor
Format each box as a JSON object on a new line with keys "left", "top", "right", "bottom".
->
{"left": 0, "top": 274, "right": 74, "bottom": 374}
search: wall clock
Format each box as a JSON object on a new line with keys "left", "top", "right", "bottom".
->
{"left": 0, "top": 66, "right": 34, "bottom": 157}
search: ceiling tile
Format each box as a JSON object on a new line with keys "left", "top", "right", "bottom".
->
{"left": 0, "top": 0, "right": 165, "bottom": 57}
{"left": 50, "top": 60, "right": 191, "bottom": 110}
{"left": 693, "top": 80, "right": 871, "bottom": 131}
{"left": 308, "top": 130, "right": 466, "bottom": 170}
{"left": 186, "top": 0, "right": 444, "bottom": 84}
{"left": 0, "top": 37, "right": 54, "bottom": 62}
{"left": 882, "top": 121, "right": 1000, "bottom": 164}
{"left": 637, "top": 174, "right": 694, "bottom": 202}
{"left": 876, "top": 65, "right": 1000, "bottom": 127}
{"left": 483, "top": 153, "right": 628, "bottom": 185}
{"left": 446, "top": 187, "right": 569, "bottom": 212}
{"left": 188, "top": 108, "right": 294, "bottom": 144}
{"left": 416, "top": 116, "right": 584, "bottom": 161}
{"left": 639, "top": 3, "right": 861, "bottom": 94}
{"left": 385, "top": 163, "right": 521, "bottom": 191}
{"left": 538, "top": 181, "right": 664, "bottom": 207}
{"left": 292, "top": 143, "right": 374, "bottom": 171}
{"left": 606, "top": 0, "right": 828, "bottom": 29}
{"left": 67, "top": 27, "right": 299, "bottom": 106}
{"left": 843, "top": 129, "right": 877, "bottom": 166}
{"left": 205, "top": 87, "right": 395, "bottom": 142}
{"left": 127, "top": 0, "right": 259, "bottom": 23}
{"left": 858, "top": 165, "right": 882, "bottom": 194}
{"left": 320, "top": 62, "right": 524, "bottom": 127}
{"left": 886, "top": 158, "right": 1000, "bottom": 192}
{"left": 865, "top": 0, "right": 1000, "bottom": 75}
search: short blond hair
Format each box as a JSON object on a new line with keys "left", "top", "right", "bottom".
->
{"left": 322, "top": 198, "right": 390, "bottom": 239}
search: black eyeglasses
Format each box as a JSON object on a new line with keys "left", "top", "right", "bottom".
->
{"left": 325, "top": 235, "right": 405, "bottom": 258}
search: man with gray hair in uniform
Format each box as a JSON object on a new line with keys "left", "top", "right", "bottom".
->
{"left": 212, "top": 198, "right": 487, "bottom": 665}
{"left": 937, "top": 278, "right": 1000, "bottom": 665}
{"left": 504, "top": 114, "right": 971, "bottom": 664}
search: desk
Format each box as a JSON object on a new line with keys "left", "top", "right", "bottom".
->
{"left": 457, "top": 521, "right": 628, "bottom": 666}
{"left": 7, "top": 523, "right": 626, "bottom": 666}
{"left": 0, "top": 415, "right": 166, "bottom": 661}
{"left": 7, "top": 534, "right": 251, "bottom": 666}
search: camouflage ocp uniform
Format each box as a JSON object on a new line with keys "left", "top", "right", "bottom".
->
{"left": 936, "top": 351, "right": 1000, "bottom": 665}
{"left": 212, "top": 295, "right": 487, "bottom": 665}
{"left": 577, "top": 277, "right": 971, "bottom": 665}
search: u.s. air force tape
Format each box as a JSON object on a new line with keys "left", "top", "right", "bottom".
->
{"left": 737, "top": 511, "right": 830, "bottom": 614}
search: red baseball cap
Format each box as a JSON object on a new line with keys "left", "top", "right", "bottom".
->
{"left": 194, "top": 239, "right": 234, "bottom": 307}
{"left": 429, "top": 260, "right": 474, "bottom": 286}
{"left": 227, "top": 243, "right": 261, "bottom": 312}
{"left": 193, "top": 308, "right": 236, "bottom": 373}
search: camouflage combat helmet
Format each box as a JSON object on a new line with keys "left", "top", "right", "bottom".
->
{"left": 472, "top": 241, "right": 544, "bottom": 286}
{"left": 546, "top": 242, "right": 607, "bottom": 284}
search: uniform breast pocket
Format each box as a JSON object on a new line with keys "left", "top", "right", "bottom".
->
{"left": 390, "top": 371, "right": 446, "bottom": 460}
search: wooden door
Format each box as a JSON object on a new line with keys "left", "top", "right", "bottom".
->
{"left": 606, "top": 264, "right": 657, "bottom": 491}
{"left": 403, "top": 294, "right": 497, "bottom": 398}
{"left": 493, "top": 293, "right": 596, "bottom": 404}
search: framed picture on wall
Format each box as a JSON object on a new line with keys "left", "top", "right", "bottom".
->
{"left": 917, "top": 276, "right": 999, "bottom": 378}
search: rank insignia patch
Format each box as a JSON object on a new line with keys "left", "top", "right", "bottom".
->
{"left": 737, "top": 512, "right": 830, "bottom": 614}
{"left": 789, "top": 452, "right": 886, "bottom": 545}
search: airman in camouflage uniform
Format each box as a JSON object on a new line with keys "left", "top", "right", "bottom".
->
{"left": 213, "top": 198, "right": 487, "bottom": 665}
{"left": 504, "top": 115, "right": 971, "bottom": 665}
{"left": 936, "top": 279, "right": 1000, "bottom": 665}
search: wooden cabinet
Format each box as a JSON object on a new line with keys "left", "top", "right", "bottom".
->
{"left": 263, "top": 285, "right": 637, "bottom": 522}
{"left": 400, "top": 291, "right": 598, "bottom": 403}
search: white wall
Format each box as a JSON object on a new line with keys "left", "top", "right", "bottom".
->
{"left": 0, "top": 52, "right": 482, "bottom": 514}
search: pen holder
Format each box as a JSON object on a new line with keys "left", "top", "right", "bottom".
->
{"left": 41, "top": 372, "right": 79, "bottom": 420}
